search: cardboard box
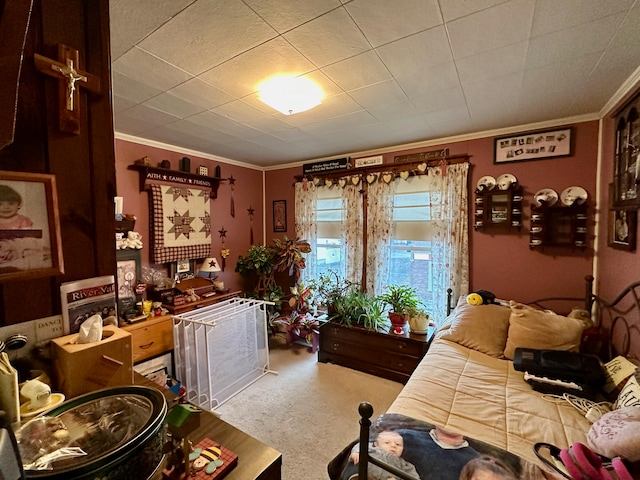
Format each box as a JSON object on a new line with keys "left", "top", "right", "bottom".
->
{"left": 51, "top": 325, "right": 133, "bottom": 398}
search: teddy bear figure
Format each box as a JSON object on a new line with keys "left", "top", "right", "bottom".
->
{"left": 123, "top": 231, "right": 143, "bottom": 249}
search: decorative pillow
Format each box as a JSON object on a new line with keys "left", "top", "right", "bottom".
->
{"left": 587, "top": 406, "right": 640, "bottom": 462}
{"left": 437, "top": 301, "right": 511, "bottom": 357}
{"left": 503, "top": 301, "right": 585, "bottom": 360}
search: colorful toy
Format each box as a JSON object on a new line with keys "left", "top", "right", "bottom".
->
{"left": 466, "top": 290, "right": 497, "bottom": 306}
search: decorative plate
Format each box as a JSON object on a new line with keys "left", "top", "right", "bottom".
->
{"left": 534, "top": 188, "right": 559, "bottom": 207}
{"left": 476, "top": 175, "right": 496, "bottom": 191}
{"left": 497, "top": 173, "right": 517, "bottom": 190}
{"left": 560, "top": 186, "right": 588, "bottom": 206}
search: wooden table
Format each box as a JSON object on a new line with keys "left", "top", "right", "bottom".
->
{"left": 163, "top": 290, "right": 241, "bottom": 315}
{"left": 136, "top": 375, "right": 282, "bottom": 480}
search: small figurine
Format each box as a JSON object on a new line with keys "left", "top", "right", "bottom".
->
{"left": 189, "top": 445, "right": 224, "bottom": 474}
{"left": 466, "top": 290, "right": 497, "bottom": 306}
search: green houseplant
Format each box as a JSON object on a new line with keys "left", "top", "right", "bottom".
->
{"left": 329, "top": 289, "right": 389, "bottom": 332}
{"left": 307, "top": 269, "right": 355, "bottom": 314}
{"left": 378, "top": 284, "right": 421, "bottom": 327}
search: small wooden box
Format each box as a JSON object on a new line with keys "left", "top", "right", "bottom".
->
{"left": 175, "top": 277, "right": 214, "bottom": 297}
{"left": 52, "top": 325, "right": 133, "bottom": 398}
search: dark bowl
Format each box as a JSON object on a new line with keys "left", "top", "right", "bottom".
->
{"left": 18, "top": 386, "right": 167, "bottom": 480}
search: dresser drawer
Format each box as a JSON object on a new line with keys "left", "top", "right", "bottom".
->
{"left": 123, "top": 316, "right": 174, "bottom": 363}
{"left": 322, "top": 339, "right": 420, "bottom": 374}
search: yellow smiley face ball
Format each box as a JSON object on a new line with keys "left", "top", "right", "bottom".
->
{"left": 466, "top": 293, "right": 483, "bottom": 306}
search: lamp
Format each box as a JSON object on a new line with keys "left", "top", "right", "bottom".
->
{"left": 258, "top": 75, "right": 323, "bottom": 115}
{"left": 198, "top": 257, "right": 221, "bottom": 282}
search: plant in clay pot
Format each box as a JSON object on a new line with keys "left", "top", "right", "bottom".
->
{"left": 378, "top": 284, "right": 420, "bottom": 327}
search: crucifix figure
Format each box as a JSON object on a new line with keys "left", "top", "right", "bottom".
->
{"left": 34, "top": 44, "right": 100, "bottom": 134}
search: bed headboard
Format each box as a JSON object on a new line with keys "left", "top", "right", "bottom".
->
{"left": 448, "top": 276, "right": 640, "bottom": 364}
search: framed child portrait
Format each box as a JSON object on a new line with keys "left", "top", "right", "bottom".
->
{"left": 608, "top": 209, "right": 637, "bottom": 251}
{"left": 0, "top": 171, "right": 64, "bottom": 282}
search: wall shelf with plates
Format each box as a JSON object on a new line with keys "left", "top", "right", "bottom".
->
{"left": 529, "top": 187, "right": 589, "bottom": 250}
{"left": 474, "top": 174, "right": 523, "bottom": 232}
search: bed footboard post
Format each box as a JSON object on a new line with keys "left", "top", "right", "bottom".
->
{"left": 447, "top": 288, "right": 454, "bottom": 316}
{"left": 358, "top": 402, "right": 374, "bottom": 480}
{"left": 585, "top": 275, "right": 594, "bottom": 311}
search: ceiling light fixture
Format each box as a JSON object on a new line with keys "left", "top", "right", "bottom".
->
{"left": 258, "top": 75, "right": 323, "bottom": 115}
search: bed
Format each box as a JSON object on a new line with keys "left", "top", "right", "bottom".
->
{"left": 328, "top": 277, "right": 640, "bottom": 480}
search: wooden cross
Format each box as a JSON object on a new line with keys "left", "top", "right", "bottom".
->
{"left": 34, "top": 44, "right": 100, "bottom": 134}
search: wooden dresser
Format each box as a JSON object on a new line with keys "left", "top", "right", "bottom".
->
{"left": 122, "top": 315, "right": 174, "bottom": 364}
{"left": 318, "top": 322, "right": 430, "bottom": 383}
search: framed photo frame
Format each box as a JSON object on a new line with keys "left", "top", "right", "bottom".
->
{"left": 273, "top": 200, "right": 287, "bottom": 232}
{"left": 0, "top": 171, "right": 64, "bottom": 283}
{"left": 169, "top": 259, "right": 196, "bottom": 280}
{"left": 612, "top": 91, "right": 640, "bottom": 208}
{"left": 608, "top": 209, "right": 637, "bottom": 251}
{"left": 116, "top": 249, "right": 142, "bottom": 319}
{"left": 494, "top": 127, "right": 573, "bottom": 164}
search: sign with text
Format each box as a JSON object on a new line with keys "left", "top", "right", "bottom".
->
{"left": 302, "top": 157, "right": 349, "bottom": 174}
{"left": 394, "top": 148, "right": 448, "bottom": 163}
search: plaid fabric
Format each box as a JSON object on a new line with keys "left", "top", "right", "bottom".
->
{"left": 150, "top": 184, "right": 210, "bottom": 263}
{"left": 190, "top": 437, "right": 238, "bottom": 480}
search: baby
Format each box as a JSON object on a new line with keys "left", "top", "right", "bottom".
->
{"left": 349, "top": 430, "right": 419, "bottom": 480}
{"left": 0, "top": 185, "right": 33, "bottom": 229}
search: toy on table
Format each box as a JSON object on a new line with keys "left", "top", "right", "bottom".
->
{"left": 162, "top": 403, "right": 202, "bottom": 479}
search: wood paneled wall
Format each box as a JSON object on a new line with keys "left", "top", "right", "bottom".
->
{"left": 0, "top": 0, "right": 116, "bottom": 325}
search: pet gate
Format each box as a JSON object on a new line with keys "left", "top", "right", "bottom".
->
{"left": 172, "top": 297, "right": 275, "bottom": 410}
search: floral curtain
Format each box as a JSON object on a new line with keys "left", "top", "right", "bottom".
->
{"left": 365, "top": 179, "right": 394, "bottom": 294}
{"left": 294, "top": 181, "right": 318, "bottom": 282}
{"left": 426, "top": 163, "right": 469, "bottom": 324}
{"left": 342, "top": 183, "right": 363, "bottom": 287}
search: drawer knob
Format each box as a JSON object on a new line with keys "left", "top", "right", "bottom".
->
{"left": 332, "top": 343, "right": 339, "bottom": 351}
{"left": 139, "top": 341, "right": 154, "bottom": 349}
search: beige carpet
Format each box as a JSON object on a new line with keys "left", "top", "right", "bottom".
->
{"left": 215, "top": 335, "right": 404, "bottom": 480}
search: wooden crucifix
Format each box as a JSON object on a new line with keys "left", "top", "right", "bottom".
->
{"left": 34, "top": 44, "right": 100, "bottom": 134}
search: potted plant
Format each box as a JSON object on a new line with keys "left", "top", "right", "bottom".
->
{"left": 307, "top": 270, "right": 355, "bottom": 315}
{"left": 269, "top": 236, "right": 311, "bottom": 280}
{"left": 329, "top": 289, "right": 389, "bottom": 333}
{"left": 378, "top": 284, "right": 420, "bottom": 327}
{"left": 407, "top": 305, "right": 431, "bottom": 334}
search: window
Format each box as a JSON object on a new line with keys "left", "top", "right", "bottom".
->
{"left": 296, "top": 163, "right": 468, "bottom": 323}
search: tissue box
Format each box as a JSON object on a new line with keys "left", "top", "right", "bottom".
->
{"left": 52, "top": 325, "right": 133, "bottom": 398}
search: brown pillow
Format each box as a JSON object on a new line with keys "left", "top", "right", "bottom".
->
{"left": 503, "top": 301, "right": 584, "bottom": 360}
{"left": 438, "top": 301, "right": 511, "bottom": 357}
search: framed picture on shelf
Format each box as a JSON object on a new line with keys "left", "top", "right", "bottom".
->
{"left": 0, "top": 171, "right": 64, "bottom": 283}
{"left": 116, "top": 249, "right": 142, "bottom": 320}
{"left": 612, "top": 91, "right": 640, "bottom": 208}
{"left": 608, "top": 209, "right": 637, "bottom": 251}
{"left": 169, "top": 259, "right": 196, "bottom": 280}
{"left": 273, "top": 200, "right": 287, "bottom": 232}
{"left": 494, "top": 127, "right": 573, "bottom": 164}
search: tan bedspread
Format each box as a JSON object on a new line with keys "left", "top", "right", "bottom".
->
{"left": 387, "top": 337, "right": 591, "bottom": 463}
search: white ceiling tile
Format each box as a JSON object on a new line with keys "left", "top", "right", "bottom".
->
{"left": 531, "top": 0, "right": 633, "bottom": 37}
{"left": 405, "top": 85, "right": 467, "bottom": 114}
{"left": 143, "top": 92, "right": 208, "bottom": 119}
{"left": 111, "top": 71, "right": 164, "bottom": 103}
{"left": 113, "top": 95, "right": 137, "bottom": 114}
{"left": 139, "top": 0, "right": 278, "bottom": 75}
{"left": 112, "top": 47, "right": 192, "bottom": 91}
{"left": 211, "top": 100, "right": 272, "bottom": 124}
{"left": 377, "top": 26, "right": 454, "bottom": 78}
{"left": 242, "top": 0, "right": 342, "bottom": 33}
{"left": 344, "top": 0, "right": 443, "bottom": 47}
{"left": 109, "top": 0, "right": 194, "bottom": 60}
{"left": 322, "top": 50, "right": 393, "bottom": 92}
{"left": 167, "top": 78, "right": 235, "bottom": 110}
{"left": 423, "top": 106, "right": 473, "bottom": 135}
{"left": 447, "top": 0, "right": 535, "bottom": 59}
{"left": 349, "top": 80, "right": 408, "bottom": 108}
{"left": 198, "top": 37, "right": 317, "bottom": 98}
{"left": 439, "top": 0, "right": 513, "bottom": 22}
{"left": 464, "top": 72, "right": 524, "bottom": 121}
{"left": 456, "top": 41, "right": 528, "bottom": 85}
{"left": 611, "top": 2, "right": 640, "bottom": 48}
{"left": 526, "top": 13, "right": 625, "bottom": 69}
{"left": 397, "top": 62, "right": 461, "bottom": 99}
{"left": 283, "top": 7, "right": 372, "bottom": 67}
{"left": 367, "top": 100, "right": 420, "bottom": 121}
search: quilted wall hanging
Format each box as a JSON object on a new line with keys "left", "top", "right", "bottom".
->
{"left": 149, "top": 184, "right": 211, "bottom": 263}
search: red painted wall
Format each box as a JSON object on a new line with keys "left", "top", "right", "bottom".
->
{"left": 265, "top": 121, "right": 599, "bottom": 304}
{"left": 116, "top": 120, "right": 602, "bottom": 304}
{"left": 114, "top": 139, "right": 263, "bottom": 293}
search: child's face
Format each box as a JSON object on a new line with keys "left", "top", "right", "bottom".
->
{"left": 0, "top": 201, "right": 20, "bottom": 219}
{"left": 374, "top": 431, "right": 404, "bottom": 456}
